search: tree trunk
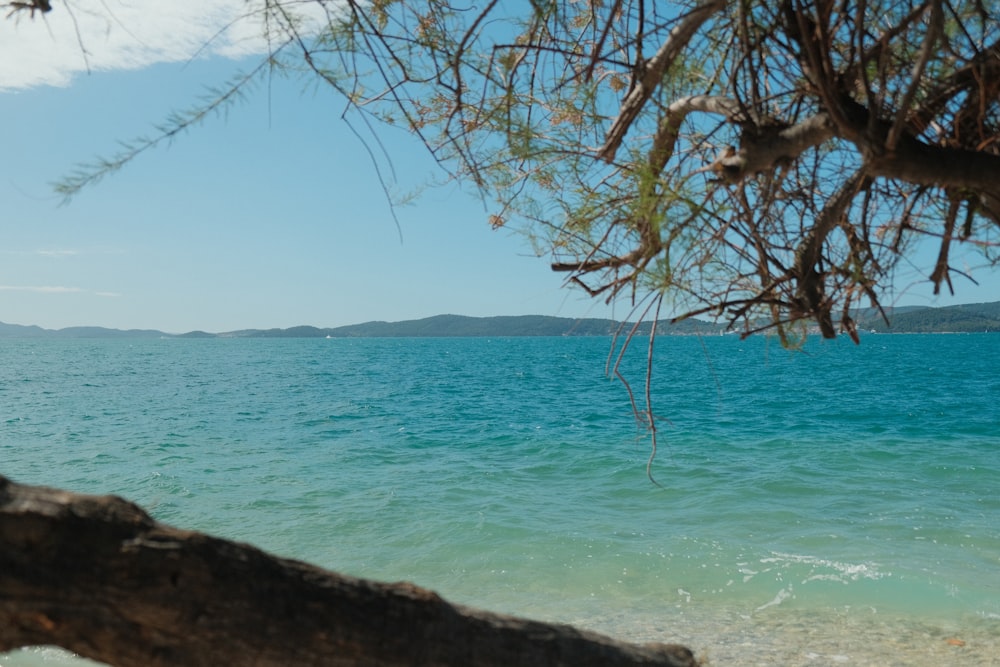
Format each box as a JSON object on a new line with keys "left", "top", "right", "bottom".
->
{"left": 0, "top": 475, "right": 699, "bottom": 667}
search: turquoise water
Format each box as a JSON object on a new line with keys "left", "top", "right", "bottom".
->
{"left": 1, "top": 334, "right": 998, "bottom": 665}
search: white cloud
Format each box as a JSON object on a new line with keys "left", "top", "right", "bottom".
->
{"left": 0, "top": 1, "right": 334, "bottom": 91}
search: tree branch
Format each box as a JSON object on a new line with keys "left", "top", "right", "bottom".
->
{"left": 647, "top": 95, "right": 740, "bottom": 175}
{"left": 720, "top": 113, "right": 836, "bottom": 182}
{"left": 647, "top": 94, "right": 837, "bottom": 183}
{"left": 792, "top": 169, "right": 871, "bottom": 338}
{"left": 908, "top": 37, "right": 1000, "bottom": 136}
{"left": 0, "top": 475, "right": 699, "bottom": 667}
{"left": 885, "top": 0, "right": 941, "bottom": 150}
{"left": 867, "top": 136, "right": 1000, "bottom": 195}
{"left": 599, "top": 0, "right": 727, "bottom": 163}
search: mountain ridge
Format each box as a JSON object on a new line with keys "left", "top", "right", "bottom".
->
{"left": 1, "top": 302, "right": 998, "bottom": 338}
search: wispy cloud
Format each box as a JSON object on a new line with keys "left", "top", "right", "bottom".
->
{"left": 0, "top": 1, "right": 332, "bottom": 91}
{"left": 34, "top": 249, "right": 79, "bottom": 257}
{"left": 0, "top": 285, "right": 84, "bottom": 293}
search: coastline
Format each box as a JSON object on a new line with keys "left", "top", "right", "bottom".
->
{"left": 2, "top": 598, "right": 997, "bottom": 667}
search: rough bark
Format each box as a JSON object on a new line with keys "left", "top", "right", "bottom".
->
{"left": 0, "top": 475, "right": 699, "bottom": 667}
{"left": 716, "top": 111, "right": 837, "bottom": 182}
{"left": 644, "top": 91, "right": 1000, "bottom": 197}
{"left": 865, "top": 138, "right": 1000, "bottom": 195}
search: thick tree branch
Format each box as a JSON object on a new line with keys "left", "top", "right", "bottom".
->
{"left": 646, "top": 96, "right": 835, "bottom": 182}
{"left": 0, "top": 476, "right": 699, "bottom": 667}
{"left": 647, "top": 95, "right": 739, "bottom": 174}
{"left": 721, "top": 113, "right": 837, "bottom": 181}
{"left": 2, "top": 0, "right": 50, "bottom": 18}
{"left": 867, "top": 136, "right": 1000, "bottom": 194}
{"left": 599, "top": 0, "right": 727, "bottom": 163}
{"left": 835, "top": 96, "right": 1000, "bottom": 199}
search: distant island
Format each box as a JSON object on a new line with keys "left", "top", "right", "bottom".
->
{"left": 1, "top": 302, "right": 999, "bottom": 339}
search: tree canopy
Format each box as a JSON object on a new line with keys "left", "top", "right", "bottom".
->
{"left": 19, "top": 0, "right": 1000, "bottom": 343}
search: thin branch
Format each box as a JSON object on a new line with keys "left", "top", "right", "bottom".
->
{"left": 643, "top": 295, "right": 664, "bottom": 487}
{"left": 55, "top": 58, "right": 282, "bottom": 200}
{"left": 599, "top": 0, "right": 727, "bottom": 162}
{"left": 792, "top": 169, "right": 871, "bottom": 337}
{"left": 929, "top": 195, "right": 960, "bottom": 294}
{"left": 886, "top": 0, "right": 941, "bottom": 150}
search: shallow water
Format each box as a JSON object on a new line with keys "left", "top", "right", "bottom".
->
{"left": 2, "top": 334, "right": 998, "bottom": 665}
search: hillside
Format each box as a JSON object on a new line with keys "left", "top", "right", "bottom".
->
{"left": 0, "top": 302, "right": 997, "bottom": 338}
{"left": 300, "top": 314, "right": 722, "bottom": 338}
{"left": 211, "top": 314, "right": 725, "bottom": 338}
{"left": 856, "top": 301, "right": 1000, "bottom": 333}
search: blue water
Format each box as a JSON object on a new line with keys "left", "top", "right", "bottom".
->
{"left": 1, "top": 334, "right": 998, "bottom": 665}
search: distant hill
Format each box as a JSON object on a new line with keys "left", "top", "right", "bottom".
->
{"left": 0, "top": 322, "right": 165, "bottom": 339}
{"left": 302, "top": 314, "right": 722, "bottom": 338}
{"left": 855, "top": 301, "right": 1000, "bottom": 333}
{"left": 217, "top": 314, "right": 729, "bottom": 338}
{"left": 1, "top": 302, "right": 998, "bottom": 338}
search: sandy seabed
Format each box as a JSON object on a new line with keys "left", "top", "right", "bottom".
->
{"left": 2, "top": 607, "right": 998, "bottom": 666}
{"left": 578, "top": 606, "right": 1000, "bottom": 667}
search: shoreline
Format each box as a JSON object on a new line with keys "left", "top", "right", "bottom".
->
{"left": 567, "top": 604, "right": 1000, "bottom": 667}
{"left": 2, "top": 605, "right": 997, "bottom": 667}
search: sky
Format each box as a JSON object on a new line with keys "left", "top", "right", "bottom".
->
{"left": 1, "top": 2, "right": 996, "bottom": 334}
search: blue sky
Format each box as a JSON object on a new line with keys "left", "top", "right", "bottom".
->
{"left": 1, "top": 3, "right": 996, "bottom": 333}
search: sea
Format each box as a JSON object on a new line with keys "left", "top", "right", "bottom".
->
{"left": 0, "top": 333, "right": 998, "bottom": 666}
